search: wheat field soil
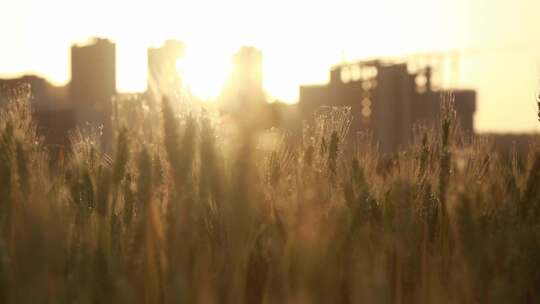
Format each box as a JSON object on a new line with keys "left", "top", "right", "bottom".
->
{"left": 1, "top": 89, "right": 540, "bottom": 304}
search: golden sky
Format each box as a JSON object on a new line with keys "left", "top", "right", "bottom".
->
{"left": 1, "top": 0, "right": 539, "bottom": 132}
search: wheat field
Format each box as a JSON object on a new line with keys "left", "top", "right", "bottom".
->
{"left": 0, "top": 89, "right": 539, "bottom": 304}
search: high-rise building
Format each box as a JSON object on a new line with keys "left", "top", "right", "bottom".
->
{"left": 299, "top": 60, "right": 476, "bottom": 154}
{"left": 70, "top": 38, "right": 116, "bottom": 147}
{"left": 147, "top": 40, "right": 185, "bottom": 94}
{"left": 231, "top": 47, "right": 263, "bottom": 94}
{"left": 220, "top": 46, "right": 265, "bottom": 114}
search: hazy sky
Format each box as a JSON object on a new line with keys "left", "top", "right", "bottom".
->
{"left": 1, "top": 0, "right": 539, "bottom": 132}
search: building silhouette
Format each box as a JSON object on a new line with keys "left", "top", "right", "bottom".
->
{"left": 0, "top": 75, "right": 74, "bottom": 147}
{"left": 70, "top": 38, "right": 116, "bottom": 148}
{"left": 220, "top": 47, "right": 265, "bottom": 114}
{"left": 299, "top": 60, "right": 476, "bottom": 154}
{"left": 1, "top": 38, "right": 117, "bottom": 150}
{"left": 1, "top": 40, "right": 484, "bottom": 156}
{"left": 147, "top": 40, "right": 185, "bottom": 94}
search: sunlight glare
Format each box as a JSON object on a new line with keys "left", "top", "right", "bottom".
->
{"left": 177, "top": 47, "right": 232, "bottom": 101}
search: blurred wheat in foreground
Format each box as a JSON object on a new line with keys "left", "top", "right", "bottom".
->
{"left": 1, "top": 90, "right": 540, "bottom": 304}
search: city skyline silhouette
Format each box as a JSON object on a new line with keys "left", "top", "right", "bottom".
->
{"left": 1, "top": 0, "right": 540, "bottom": 133}
{"left": 0, "top": 37, "right": 479, "bottom": 156}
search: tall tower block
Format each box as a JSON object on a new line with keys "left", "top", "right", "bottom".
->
{"left": 147, "top": 40, "right": 185, "bottom": 94}
{"left": 70, "top": 38, "right": 116, "bottom": 147}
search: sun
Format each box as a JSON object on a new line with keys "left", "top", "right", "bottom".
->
{"left": 176, "top": 47, "right": 232, "bottom": 102}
